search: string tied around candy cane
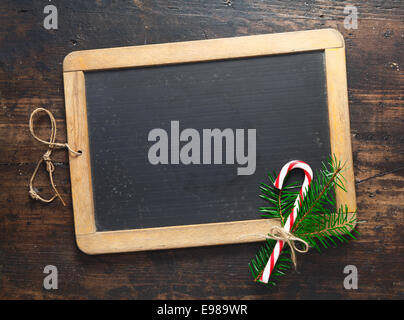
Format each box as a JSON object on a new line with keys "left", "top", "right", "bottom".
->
{"left": 258, "top": 160, "right": 313, "bottom": 284}
{"left": 263, "top": 226, "right": 309, "bottom": 269}
{"left": 242, "top": 226, "right": 309, "bottom": 271}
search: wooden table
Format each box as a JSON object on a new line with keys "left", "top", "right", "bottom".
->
{"left": 1, "top": 0, "right": 403, "bottom": 299}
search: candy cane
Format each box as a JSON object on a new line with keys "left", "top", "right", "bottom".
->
{"left": 259, "top": 160, "right": 313, "bottom": 284}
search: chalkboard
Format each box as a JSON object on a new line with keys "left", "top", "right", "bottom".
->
{"left": 63, "top": 29, "right": 356, "bottom": 254}
{"left": 85, "top": 52, "right": 329, "bottom": 231}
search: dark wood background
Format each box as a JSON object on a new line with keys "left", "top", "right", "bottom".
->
{"left": 0, "top": 0, "right": 402, "bottom": 299}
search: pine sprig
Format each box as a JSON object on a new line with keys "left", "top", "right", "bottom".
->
{"left": 249, "top": 239, "right": 293, "bottom": 286}
{"left": 296, "top": 206, "right": 358, "bottom": 252}
{"left": 259, "top": 173, "right": 301, "bottom": 225}
{"left": 249, "top": 155, "right": 358, "bottom": 286}
{"left": 292, "top": 155, "right": 345, "bottom": 233}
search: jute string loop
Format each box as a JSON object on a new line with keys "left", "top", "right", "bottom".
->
{"left": 29, "top": 108, "right": 82, "bottom": 206}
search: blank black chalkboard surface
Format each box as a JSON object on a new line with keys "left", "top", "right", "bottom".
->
{"left": 63, "top": 29, "right": 356, "bottom": 254}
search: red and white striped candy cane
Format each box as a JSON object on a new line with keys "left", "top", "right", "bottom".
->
{"left": 259, "top": 160, "right": 313, "bottom": 284}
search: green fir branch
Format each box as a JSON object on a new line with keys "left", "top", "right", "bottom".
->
{"left": 292, "top": 155, "right": 344, "bottom": 233}
{"left": 249, "top": 239, "right": 293, "bottom": 286}
{"left": 250, "top": 155, "right": 359, "bottom": 286}
{"left": 259, "top": 172, "right": 301, "bottom": 226}
{"left": 296, "top": 206, "right": 359, "bottom": 252}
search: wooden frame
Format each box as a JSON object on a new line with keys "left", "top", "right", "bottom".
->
{"left": 63, "top": 28, "right": 356, "bottom": 255}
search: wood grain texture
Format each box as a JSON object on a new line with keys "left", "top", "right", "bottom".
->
{"left": 77, "top": 219, "right": 282, "bottom": 255}
{"left": 64, "top": 71, "right": 96, "bottom": 236}
{"left": 63, "top": 28, "right": 343, "bottom": 71}
{"left": 325, "top": 47, "right": 357, "bottom": 213}
{"left": 0, "top": 0, "right": 403, "bottom": 299}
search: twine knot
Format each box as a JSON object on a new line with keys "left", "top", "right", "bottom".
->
{"left": 29, "top": 188, "right": 40, "bottom": 200}
{"left": 42, "top": 150, "right": 56, "bottom": 174}
{"left": 28, "top": 108, "right": 82, "bottom": 206}
{"left": 242, "top": 226, "right": 310, "bottom": 271}
{"left": 266, "top": 226, "right": 309, "bottom": 269}
{"left": 43, "top": 150, "right": 52, "bottom": 162}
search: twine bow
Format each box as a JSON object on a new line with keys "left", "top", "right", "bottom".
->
{"left": 239, "top": 225, "right": 309, "bottom": 270}
{"left": 264, "top": 226, "right": 309, "bottom": 269}
{"left": 29, "top": 108, "right": 81, "bottom": 206}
